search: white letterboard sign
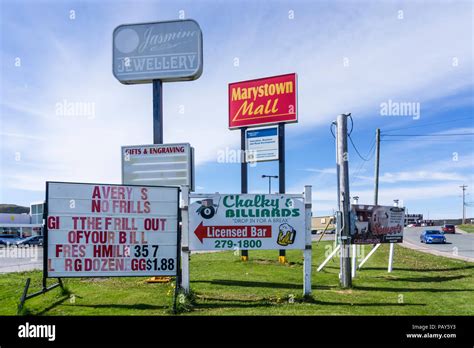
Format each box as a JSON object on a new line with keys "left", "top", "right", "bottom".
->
{"left": 122, "top": 143, "right": 194, "bottom": 191}
{"left": 45, "top": 182, "right": 179, "bottom": 277}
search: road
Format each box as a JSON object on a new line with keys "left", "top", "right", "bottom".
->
{"left": 0, "top": 246, "right": 43, "bottom": 274}
{"left": 402, "top": 226, "right": 474, "bottom": 261}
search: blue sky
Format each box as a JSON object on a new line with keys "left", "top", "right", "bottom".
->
{"left": 0, "top": 0, "right": 473, "bottom": 219}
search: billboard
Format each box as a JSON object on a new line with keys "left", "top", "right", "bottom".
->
{"left": 351, "top": 204, "right": 405, "bottom": 244}
{"left": 189, "top": 193, "right": 305, "bottom": 251}
{"left": 122, "top": 143, "right": 194, "bottom": 191}
{"left": 229, "top": 73, "right": 297, "bottom": 129}
{"left": 113, "top": 20, "right": 203, "bottom": 84}
{"left": 245, "top": 126, "right": 279, "bottom": 162}
{"left": 45, "top": 182, "right": 179, "bottom": 277}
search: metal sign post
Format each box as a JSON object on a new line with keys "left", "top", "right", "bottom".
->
{"left": 153, "top": 80, "right": 163, "bottom": 144}
{"left": 240, "top": 127, "right": 249, "bottom": 261}
{"left": 303, "top": 185, "right": 312, "bottom": 295}
{"left": 278, "top": 123, "right": 286, "bottom": 263}
{"left": 180, "top": 185, "right": 190, "bottom": 293}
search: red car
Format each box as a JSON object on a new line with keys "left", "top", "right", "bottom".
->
{"left": 441, "top": 224, "right": 456, "bottom": 234}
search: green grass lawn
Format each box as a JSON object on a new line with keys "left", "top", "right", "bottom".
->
{"left": 458, "top": 224, "right": 474, "bottom": 233}
{"left": 0, "top": 242, "right": 473, "bottom": 316}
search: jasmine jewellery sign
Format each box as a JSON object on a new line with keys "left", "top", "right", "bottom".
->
{"left": 113, "top": 19, "right": 203, "bottom": 84}
{"left": 188, "top": 194, "right": 305, "bottom": 251}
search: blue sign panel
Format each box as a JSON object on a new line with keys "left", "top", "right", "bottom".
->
{"left": 245, "top": 126, "right": 279, "bottom": 162}
{"left": 246, "top": 127, "right": 278, "bottom": 138}
{"left": 113, "top": 20, "right": 203, "bottom": 84}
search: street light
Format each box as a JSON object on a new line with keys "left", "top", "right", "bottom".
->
{"left": 262, "top": 175, "right": 278, "bottom": 194}
{"left": 352, "top": 196, "right": 359, "bottom": 204}
{"left": 393, "top": 199, "right": 399, "bottom": 207}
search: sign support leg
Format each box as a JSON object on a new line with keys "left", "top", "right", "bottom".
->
{"left": 181, "top": 186, "right": 190, "bottom": 293}
{"left": 18, "top": 277, "right": 64, "bottom": 313}
{"left": 317, "top": 244, "right": 340, "bottom": 272}
{"left": 358, "top": 243, "right": 381, "bottom": 269}
{"left": 240, "top": 128, "right": 249, "bottom": 261}
{"left": 303, "top": 186, "right": 312, "bottom": 296}
{"left": 388, "top": 242, "right": 394, "bottom": 273}
{"left": 278, "top": 123, "right": 287, "bottom": 264}
{"left": 173, "top": 188, "right": 184, "bottom": 314}
{"left": 351, "top": 244, "right": 357, "bottom": 278}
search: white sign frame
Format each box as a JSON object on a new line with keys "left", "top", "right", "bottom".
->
{"left": 44, "top": 181, "right": 180, "bottom": 278}
{"left": 179, "top": 186, "right": 312, "bottom": 296}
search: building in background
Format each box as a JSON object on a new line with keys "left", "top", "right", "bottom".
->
{"left": 405, "top": 214, "right": 423, "bottom": 226}
{"left": 0, "top": 202, "right": 44, "bottom": 237}
{"left": 30, "top": 202, "right": 44, "bottom": 225}
{"left": 311, "top": 215, "right": 335, "bottom": 233}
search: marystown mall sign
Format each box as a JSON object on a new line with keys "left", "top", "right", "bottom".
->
{"left": 228, "top": 73, "right": 297, "bottom": 129}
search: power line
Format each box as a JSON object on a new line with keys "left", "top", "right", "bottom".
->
{"left": 381, "top": 139, "right": 473, "bottom": 142}
{"left": 382, "top": 133, "right": 474, "bottom": 137}
{"left": 348, "top": 134, "right": 374, "bottom": 161}
{"left": 460, "top": 185, "right": 468, "bottom": 224}
{"left": 350, "top": 137, "right": 376, "bottom": 185}
{"left": 382, "top": 116, "right": 474, "bottom": 133}
{"left": 330, "top": 122, "right": 336, "bottom": 138}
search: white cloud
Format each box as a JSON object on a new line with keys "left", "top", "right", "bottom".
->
{"left": 356, "top": 170, "right": 469, "bottom": 184}
{"left": 1, "top": 0, "right": 472, "bottom": 204}
{"left": 303, "top": 168, "right": 336, "bottom": 174}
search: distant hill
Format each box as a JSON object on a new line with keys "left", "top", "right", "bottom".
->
{"left": 0, "top": 204, "right": 30, "bottom": 214}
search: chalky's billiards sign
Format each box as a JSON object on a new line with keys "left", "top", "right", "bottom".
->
{"left": 189, "top": 193, "right": 305, "bottom": 251}
{"left": 44, "top": 182, "right": 179, "bottom": 277}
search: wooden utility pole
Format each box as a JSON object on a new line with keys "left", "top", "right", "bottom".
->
{"left": 336, "top": 114, "right": 352, "bottom": 288}
{"left": 460, "top": 185, "right": 468, "bottom": 224}
{"left": 374, "top": 128, "right": 381, "bottom": 205}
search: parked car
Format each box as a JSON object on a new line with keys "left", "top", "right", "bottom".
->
{"left": 441, "top": 224, "right": 456, "bottom": 234}
{"left": 420, "top": 230, "right": 446, "bottom": 244}
{"left": 15, "top": 235, "right": 43, "bottom": 247}
{"left": 0, "top": 234, "right": 21, "bottom": 246}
